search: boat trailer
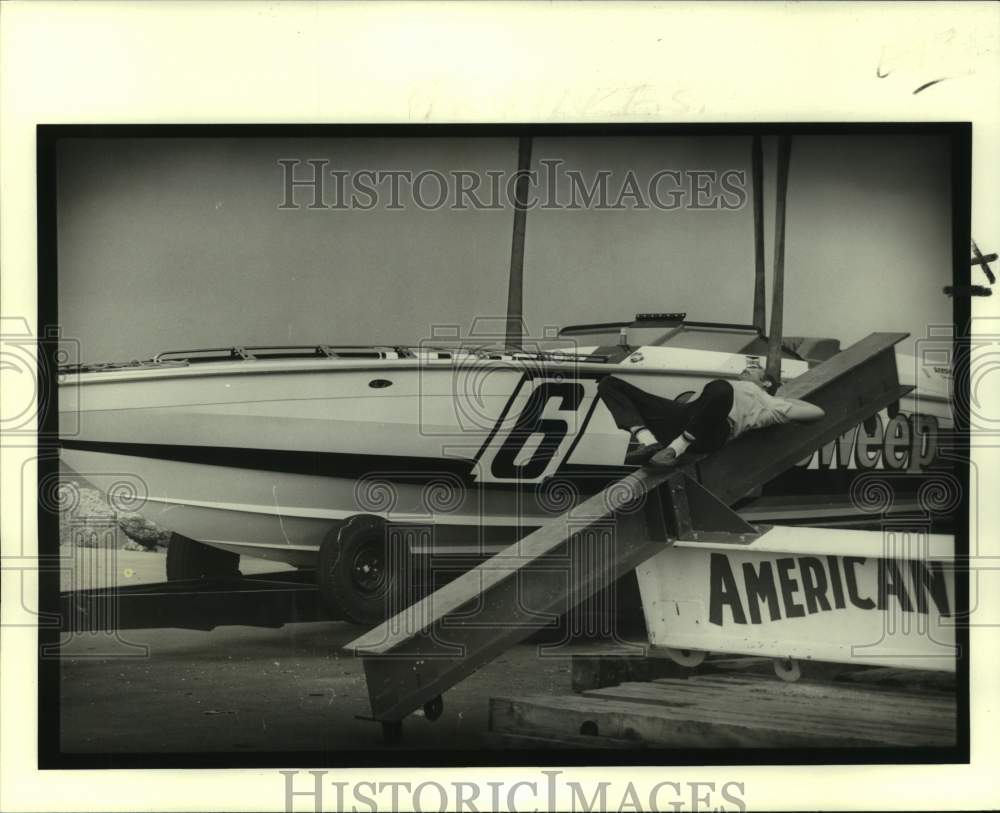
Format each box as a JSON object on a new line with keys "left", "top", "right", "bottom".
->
{"left": 59, "top": 567, "right": 337, "bottom": 636}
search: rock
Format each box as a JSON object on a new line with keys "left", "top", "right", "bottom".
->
{"left": 57, "top": 482, "right": 169, "bottom": 550}
{"left": 117, "top": 512, "right": 171, "bottom": 549}
{"left": 122, "top": 538, "right": 160, "bottom": 552}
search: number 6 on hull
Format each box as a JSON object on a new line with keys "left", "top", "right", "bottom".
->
{"left": 473, "top": 376, "right": 600, "bottom": 484}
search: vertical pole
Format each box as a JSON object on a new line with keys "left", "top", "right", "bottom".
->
{"left": 751, "top": 135, "right": 766, "bottom": 335}
{"left": 765, "top": 135, "right": 792, "bottom": 385}
{"left": 505, "top": 137, "right": 532, "bottom": 349}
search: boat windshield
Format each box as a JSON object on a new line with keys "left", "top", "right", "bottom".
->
{"left": 642, "top": 324, "right": 764, "bottom": 354}
{"left": 556, "top": 318, "right": 799, "bottom": 359}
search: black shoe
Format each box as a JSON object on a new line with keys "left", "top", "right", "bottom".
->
{"left": 649, "top": 446, "right": 679, "bottom": 467}
{"left": 625, "top": 441, "right": 664, "bottom": 466}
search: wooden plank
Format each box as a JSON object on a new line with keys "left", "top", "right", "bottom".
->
{"left": 690, "top": 380, "right": 913, "bottom": 506}
{"left": 353, "top": 331, "right": 907, "bottom": 658}
{"left": 836, "top": 667, "right": 957, "bottom": 694}
{"left": 653, "top": 676, "right": 956, "bottom": 716}
{"left": 679, "top": 332, "right": 910, "bottom": 506}
{"left": 779, "top": 332, "right": 908, "bottom": 398}
{"left": 489, "top": 693, "right": 924, "bottom": 748}
{"left": 493, "top": 667, "right": 956, "bottom": 747}
{"left": 671, "top": 674, "right": 957, "bottom": 707}
{"left": 577, "top": 690, "right": 952, "bottom": 745}
{"left": 348, "top": 466, "right": 674, "bottom": 655}
{"left": 352, "top": 332, "right": 913, "bottom": 724}
{"left": 354, "top": 508, "right": 670, "bottom": 721}
{"left": 490, "top": 694, "right": 846, "bottom": 748}
{"left": 593, "top": 678, "right": 956, "bottom": 724}
{"left": 585, "top": 681, "right": 954, "bottom": 738}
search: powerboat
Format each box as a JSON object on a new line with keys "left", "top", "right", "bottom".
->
{"left": 58, "top": 315, "right": 953, "bottom": 623}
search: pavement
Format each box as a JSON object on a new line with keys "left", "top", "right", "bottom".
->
{"left": 58, "top": 547, "right": 574, "bottom": 754}
{"left": 56, "top": 547, "right": 953, "bottom": 756}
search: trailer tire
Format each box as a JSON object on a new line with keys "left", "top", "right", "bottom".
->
{"left": 318, "top": 515, "right": 411, "bottom": 626}
{"left": 166, "top": 534, "right": 240, "bottom": 580}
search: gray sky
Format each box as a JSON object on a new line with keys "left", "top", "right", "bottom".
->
{"left": 57, "top": 134, "right": 952, "bottom": 363}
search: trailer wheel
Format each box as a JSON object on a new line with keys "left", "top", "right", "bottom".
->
{"left": 423, "top": 695, "right": 444, "bottom": 721}
{"left": 165, "top": 534, "right": 240, "bottom": 580}
{"left": 318, "top": 515, "right": 411, "bottom": 626}
{"left": 773, "top": 657, "right": 802, "bottom": 682}
{"left": 664, "top": 647, "right": 707, "bottom": 668}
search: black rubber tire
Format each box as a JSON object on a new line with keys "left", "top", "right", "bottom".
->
{"left": 423, "top": 695, "right": 444, "bottom": 721}
{"left": 165, "top": 533, "right": 240, "bottom": 581}
{"left": 318, "top": 515, "right": 412, "bottom": 626}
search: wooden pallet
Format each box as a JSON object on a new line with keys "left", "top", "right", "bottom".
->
{"left": 489, "top": 672, "right": 956, "bottom": 749}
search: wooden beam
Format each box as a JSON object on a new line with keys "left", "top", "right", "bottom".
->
{"left": 348, "top": 471, "right": 676, "bottom": 722}
{"left": 349, "top": 332, "right": 911, "bottom": 725}
{"left": 684, "top": 332, "right": 910, "bottom": 506}
{"left": 505, "top": 136, "right": 533, "bottom": 349}
{"left": 765, "top": 135, "right": 792, "bottom": 384}
{"left": 751, "top": 135, "right": 766, "bottom": 334}
{"left": 348, "top": 467, "right": 673, "bottom": 657}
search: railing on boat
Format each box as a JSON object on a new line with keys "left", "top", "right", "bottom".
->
{"left": 152, "top": 345, "right": 415, "bottom": 362}
{"left": 59, "top": 344, "right": 617, "bottom": 374}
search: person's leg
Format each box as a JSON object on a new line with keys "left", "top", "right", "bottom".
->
{"left": 683, "top": 379, "right": 734, "bottom": 452}
{"left": 597, "top": 376, "right": 685, "bottom": 429}
{"left": 597, "top": 376, "right": 652, "bottom": 432}
{"left": 597, "top": 376, "right": 687, "bottom": 464}
{"left": 652, "top": 380, "right": 734, "bottom": 464}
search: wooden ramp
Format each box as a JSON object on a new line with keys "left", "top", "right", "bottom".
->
{"left": 347, "top": 332, "right": 911, "bottom": 735}
{"left": 489, "top": 671, "right": 957, "bottom": 749}
{"left": 676, "top": 332, "right": 911, "bottom": 506}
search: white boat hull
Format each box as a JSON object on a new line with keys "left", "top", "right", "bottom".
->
{"left": 59, "top": 343, "right": 953, "bottom": 567}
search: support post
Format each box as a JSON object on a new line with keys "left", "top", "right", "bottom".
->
{"left": 765, "top": 135, "right": 792, "bottom": 384}
{"left": 505, "top": 136, "right": 533, "bottom": 349}
{"left": 751, "top": 135, "right": 766, "bottom": 335}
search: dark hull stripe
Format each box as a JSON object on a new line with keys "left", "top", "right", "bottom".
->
{"left": 58, "top": 439, "right": 630, "bottom": 492}
{"left": 59, "top": 440, "right": 955, "bottom": 512}
{"left": 61, "top": 440, "right": 476, "bottom": 480}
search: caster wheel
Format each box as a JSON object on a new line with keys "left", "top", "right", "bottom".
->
{"left": 773, "top": 657, "right": 801, "bottom": 682}
{"left": 664, "top": 648, "right": 707, "bottom": 668}
{"left": 423, "top": 695, "right": 444, "bottom": 721}
{"left": 381, "top": 721, "right": 403, "bottom": 746}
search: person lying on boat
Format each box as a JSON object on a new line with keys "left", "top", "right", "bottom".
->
{"left": 597, "top": 364, "right": 826, "bottom": 467}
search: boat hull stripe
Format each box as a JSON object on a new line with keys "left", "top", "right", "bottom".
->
{"left": 58, "top": 439, "right": 631, "bottom": 489}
